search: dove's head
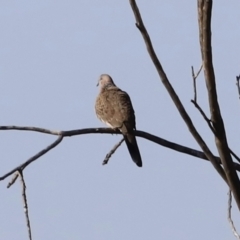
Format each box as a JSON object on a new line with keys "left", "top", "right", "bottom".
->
{"left": 97, "top": 74, "right": 116, "bottom": 90}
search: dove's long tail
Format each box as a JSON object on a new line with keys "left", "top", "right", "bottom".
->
{"left": 123, "top": 133, "right": 142, "bottom": 167}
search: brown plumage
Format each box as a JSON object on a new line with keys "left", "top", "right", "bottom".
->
{"left": 95, "top": 74, "right": 142, "bottom": 167}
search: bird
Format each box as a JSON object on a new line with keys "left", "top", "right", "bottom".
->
{"left": 95, "top": 74, "right": 142, "bottom": 167}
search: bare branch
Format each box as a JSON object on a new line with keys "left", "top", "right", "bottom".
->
{"left": 198, "top": 0, "right": 240, "bottom": 208}
{"left": 102, "top": 138, "right": 125, "bottom": 165}
{"left": 0, "top": 126, "right": 61, "bottom": 135}
{"left": 228, "top": 189, "right": 240, "bottom": 239}
{"left": 0, "top": 126, "right": 124, "bottom": 136}
{"left": 0, "top": 135, "right": 63, "bottom": 181}
{"left": 129, "top": 0, "right": 227, "bottom": 183}
{"left": 1, "top": 127, "right": 238, "bottom": 164}
{"left": 1, "top": 126, "right": 240, "bottom": 181}
{"left": 18, "top": 170, "right": 32, "bottom": 240}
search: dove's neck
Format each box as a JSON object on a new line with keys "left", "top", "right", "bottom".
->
{"left": 102, "top": 83, "right": 116, "bottom": 90}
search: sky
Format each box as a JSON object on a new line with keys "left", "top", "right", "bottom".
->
{"left": 0, "top": 1, "right": 240, "bottom": 239}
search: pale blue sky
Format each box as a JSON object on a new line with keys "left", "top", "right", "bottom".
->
{"left": 1, "top": 1, "right": 240, "bottom": 239}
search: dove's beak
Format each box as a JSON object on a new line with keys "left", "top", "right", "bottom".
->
{"left": 96, "top": 82, "right": 99, "bottom": 87}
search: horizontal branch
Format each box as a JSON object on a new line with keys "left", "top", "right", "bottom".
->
{"left": 0, "top": 126, "right": 240, "bottom": 182}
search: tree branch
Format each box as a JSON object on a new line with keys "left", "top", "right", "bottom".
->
{"left": 198, "top": 0, "right": 240, "bottom": 209}
{"left": 0, "top": 126, "right": 62, "bottom": 135}
{"left": 1, "top": 126, "right": 240, "bottom": 182}
{"left": 0, "top": 135, "right": 63, "bottom": 180}
{"left": 129, "top": 0, "right": 227, "bottom": 183}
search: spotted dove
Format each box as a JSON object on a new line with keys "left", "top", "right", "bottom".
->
{"left": 95, "top": 74, "right": 142, "bottom": 167}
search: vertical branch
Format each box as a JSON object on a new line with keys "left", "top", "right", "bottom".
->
{"left": 192, "top": 66, "right": 198, "bottom": 102}
{"left": 129, "top": 0, "right": 227, "bottom": 182}
{"left": 191, "top": 64, "right": 203, "bottom": 102}
{"left": 19, "top": 171, "right": 32, "bottom": 240}
{"left": 198, "top": 0, "right": 240, "bottom": 209}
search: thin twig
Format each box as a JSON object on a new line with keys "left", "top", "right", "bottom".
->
{"left": 236, "top": 75, "right": 240, "bottom": 99}
{"left": 192, "top": 66, "right": 197, "bottom": 102}
{"left": 18, "top": 170, "right": 32, "bottom": 240}
{"left": 7, "top": 172, "right": 19, "bottom": 188}
{"left": 195, "top": 64, "right": 203, "bottom": 79}
{"left": 191, "top": 64, "right": 203, "bottom": 102}
{"left": 0, "top": 126, "right": 61, "bottom": 135}
{"left": 191, "top": 100, "right": 215, "bottom": 133}
{"left": 102, "top": 138, "right": 125, "bottom": 165}
{"left": 230, "top": 150, "right": 240, "bottom": 164}
{"left": 228, "top": 189, "right": 240, "bottom": 239}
